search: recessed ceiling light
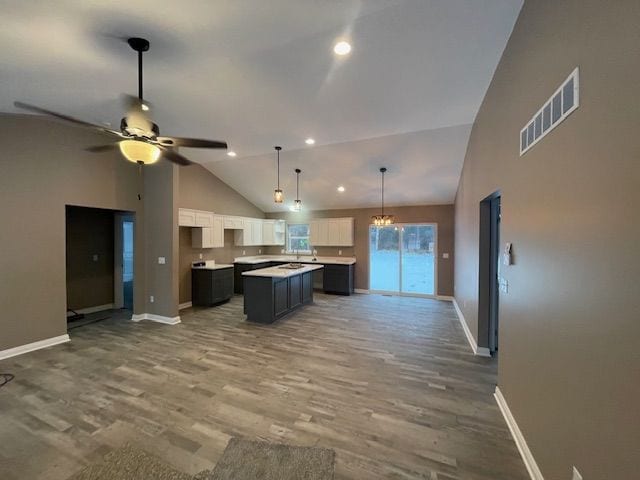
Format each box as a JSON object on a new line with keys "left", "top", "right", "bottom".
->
{"left": 227, "top": 151, "right": 237, "bottom": 157}
{"left": 337, "top": 186, "right": 345, "bottom": 192}
{"left": 305, "top": 138, "right": 315, "bottom": 145}
{"left": 141, "top": 103, "right": 149, "bottom": 111}
{"left": 333, "top": 41, "right": 351, "bottom": 56}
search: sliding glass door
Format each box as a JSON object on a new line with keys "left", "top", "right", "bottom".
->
{"left": 369, "top": 224, "right": 436, "bottom": 296}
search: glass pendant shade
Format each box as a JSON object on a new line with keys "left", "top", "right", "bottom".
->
{"left": 371, "top": 167, "right": 394, "bottom": 226}
{"left": 273, "top": 146, "right": 284, "bottom": 203}
{"left": 292, "top": 199, "right": 302, "bottom": 211}
{"left": 292, "top": 168, "right": 302, "bottom": 212}
{"left": 119, "top": 139, "right": 161, "bottom": 165}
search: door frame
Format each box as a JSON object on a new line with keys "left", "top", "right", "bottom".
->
{"left": 478, "top": 192, "right": 501, "bottom": 354}
{"left": 114, "top": 212, "right": 135, "bottom": 310}
{"left": 368, "top": 222, "right": 438, "bottom": 298}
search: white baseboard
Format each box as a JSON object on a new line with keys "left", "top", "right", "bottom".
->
{"left": 437, "top": 295, "right": 454, "bottom": 301}
{"left": 69, "top": 303, "right": 114, "bottom": 315}
{"left": 354, "top": 289, "right": 370, "bottom": 294}
{"left": 131, "top": 313, "right": 181, "bottom": 325}
{"left": 495, "top": 386, "right": 544, "bottom": 480}
{"left": 0, "top": 334, "right": 70, "bottom": 361}
{"left": 452, "top": 298, "right": 491, "bottom": 357}
{"left": 178, "top": 301, "right": 192, "bottom": 310}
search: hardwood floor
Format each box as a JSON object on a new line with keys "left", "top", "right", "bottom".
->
{"left": 0, "top": 294, "right": 528, "bottom": 479}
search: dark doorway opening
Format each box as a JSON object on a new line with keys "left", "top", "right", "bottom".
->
{"left": 478, "top": 192, "right": 501, "bottom": 355}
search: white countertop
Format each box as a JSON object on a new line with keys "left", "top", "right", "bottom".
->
{"left": 192, "top": 261, "right": 234, "bottom": 270}
{"left": 234, "top": 255, "right": 356, "bottom": 265}
{"left": 242, "top": 263, "right": 324, "bottom": 278}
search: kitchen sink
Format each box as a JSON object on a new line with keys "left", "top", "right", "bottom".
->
{"left": 278, "top": 263, "right": 304, "bottom": 270}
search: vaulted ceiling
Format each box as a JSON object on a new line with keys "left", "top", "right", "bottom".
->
{"left": 1, "top": 0, "right": 523, "bottom": 212}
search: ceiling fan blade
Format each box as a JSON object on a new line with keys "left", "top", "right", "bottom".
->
{"left": 14, "top": 101, "right": 122, "bottom": 137}
{"left": 156, "top": 136, "right": 228, "bottom": 149}
{"left": 86, "top": 144, "right": 118, "bottom": 153}
{"left": 160, "top": 147, "right": 192, "bottom": 166}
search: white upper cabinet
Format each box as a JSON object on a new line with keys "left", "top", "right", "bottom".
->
{"left": 223, "top": 216, "right": 245, "bottom": 229}
{"left": 191, "top": 215, "right": 224, "bottom": 248}
{"left": 195, "top": 211, "right": 213, "bottom": 227}
{"left": 178, "top": 208, "right": 197, "bottom": 227}
{"left": 234, "top": 218, "right": 266, "bottom": 246}
{"left": 262, "top": 220, "right": 286, "bottom": 246}
{"left": 310, "top": 217, "right": 354, "bottom": 246}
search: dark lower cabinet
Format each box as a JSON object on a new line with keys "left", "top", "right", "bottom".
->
{"left": 192, "top": 267, "right": 234, "bottom": 306}
{"left": 289, "top": 274, "right": 302, "bottom": 309}
{"left": 274, "top": 278, "right": 289, "bottom": 317}
{"left": 323, "top": 264, "right": 354, "bottom": 295}
{"left": 234, "top": 262, "right": 271, "bottom": 294}
{"left": 244, "top": 270, "right": 315, "bottom": 324}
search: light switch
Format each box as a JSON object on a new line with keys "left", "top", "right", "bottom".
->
{"left": 158, "top": 257, "right": 166, "bottom": 264}
{"left": 92, "top": 254, "right": 99, "bottom": 262}
{"left": 442, "top": 253, "right": 449, "bottom": 259}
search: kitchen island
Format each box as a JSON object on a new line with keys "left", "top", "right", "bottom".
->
{"left": 235, "top": 255, "right": 355, "bottom": 295}
{"left": 242, "top": 263, "right": 324, "bottom": 324}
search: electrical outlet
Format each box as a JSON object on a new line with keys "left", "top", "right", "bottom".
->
{"left": 281, "top": 249, "right": 285, "bottom": 254}
{"left": 199, "top": 253, "right": 203, "bottom": 259}
{"left": 499, "top": 278, "right": 509, "bottom": 294}
{"left": 158, "top": 257, "right": 166, "bottom": 264}
{"left": 572, "top": 466, "right": 582, "bottom": 480}
{"left": 92, "top": 254, "right": 99, "bottom": 262}
{"left": 338, "top": 250, "right": 342, "bottom": 255}
{"left": 150, "top": 295, "right": 154, "bottom": 303}
{"left": 242, "top": 250, "right": 246, "bottom": 255}
{"left": 259, "top": 249, "right": 262, "bottom": 254}
{"left": 442, "top": 253, "right": 449, "bottom": 259}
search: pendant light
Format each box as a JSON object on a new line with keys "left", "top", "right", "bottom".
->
{"left": 292, "top": 168, "right": 302, "bottom": 211}
{"left": 273, "top": 146, "right": 284, "bottom": 203}
{"left": 372, "top": 167, "right": 394, "bottom": 226}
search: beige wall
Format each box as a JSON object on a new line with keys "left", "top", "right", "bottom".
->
{"left": 266, "top": 204, "right": 454, "bottom": 296}
{"left": 178, "top": 164, "right": 264, "bottom": 304}
{"left": 0, "top": 115, "right": 146, "bottom": 350}
{"left": 454, "top": 0, "right": 640, "bottom": 478}
{"left": 65, "top": 206, "right": 115, "bottom": 310}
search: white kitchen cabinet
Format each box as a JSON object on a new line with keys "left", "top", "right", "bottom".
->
{"left": 195, "top": 211, "right": 213, "bottom": 227}
{"left": 223, "top": 216, "right": 244, "bottom": 229}
{"left": 337, "top": 218, "right": 354, "bottom": 246}
{"left": 252, "top": 219, "right": 263, "bottom": 245}
{"left": 309, "top": 217, "right": 354, "bottom": 246}
{"left": 178, "top": 208, "right": 197, "bottom": 227}
{"left": 261, "top": 220, "right": 286, "bottom": 246}
{"left": 192, "top": 215, "right": 224, "bottom": 248}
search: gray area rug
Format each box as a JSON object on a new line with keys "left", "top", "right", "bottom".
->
{"left": 68, "top": 443, "right": 191, "bottom": 480}
{"left": 196, "top": 438, "right": 335, "bottom": 480}
{"left": 67, "top": 439, "right": 335, "bottom": 480}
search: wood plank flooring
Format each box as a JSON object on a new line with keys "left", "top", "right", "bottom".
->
{"left": 0, "top": 294, "right": 528, "bottom": 479}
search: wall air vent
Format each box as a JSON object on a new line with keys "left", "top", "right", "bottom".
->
{"left": 520, "top": 67, "right": 579, "bottom": 155}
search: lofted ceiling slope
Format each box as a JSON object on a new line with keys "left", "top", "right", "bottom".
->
{"left": 1, "top": 0, "right": 523, "bottom": 211}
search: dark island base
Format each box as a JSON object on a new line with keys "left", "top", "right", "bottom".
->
{"left": 243, "top": 270, "right": 314, "bottom": 324}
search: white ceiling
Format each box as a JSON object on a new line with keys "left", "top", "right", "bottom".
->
{"left": 1, "top": 0, "right": 523, "bottom": 211}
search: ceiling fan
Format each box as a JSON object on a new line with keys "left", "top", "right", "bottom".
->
{"left": 14, "top": 37, "right": 228, "bottom": 166}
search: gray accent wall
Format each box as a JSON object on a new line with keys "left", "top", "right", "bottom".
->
{"left": 266, "top": 204, "right": 454, "bottom": 296}
{"left": 178, "top": 164, "right": 265, "bottom": 304}
{"left": 0, "top": 115, "right": 145, "bottom": 350}
{"left": 454, "top": 0, "right": 640, "bottom": 478}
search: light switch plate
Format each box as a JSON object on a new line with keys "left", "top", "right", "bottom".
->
{"left": 199, "top": 253, "right": 203, "bottom": 259}
{"left": 442, "top": 253, "right": 449, "bottom": 259}
{"left": 572, "top": 466, "right": 582, "bottom": 480}
{"left": 158, "top": 257, "right": 166, "bottom": 264}
{"left": 92, "top": 254, "right": 99, "bottom": 262}
{"left": 150, "top": 295, "right": 154, "bottom": 303}
{"left": 338, "top": 250, "right": 342, "bottom": 255}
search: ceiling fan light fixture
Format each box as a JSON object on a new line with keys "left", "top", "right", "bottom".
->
{"left": 119, "top": 139, "right": 160, "bottom": 165}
